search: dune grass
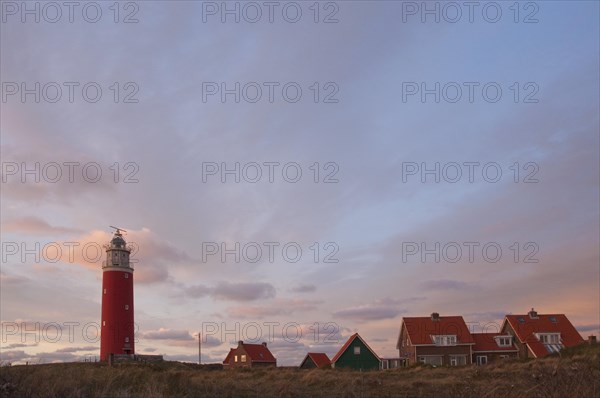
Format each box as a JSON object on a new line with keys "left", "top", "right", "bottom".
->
{"left": 1, "top": 344, "right": 598, "bottom": 397}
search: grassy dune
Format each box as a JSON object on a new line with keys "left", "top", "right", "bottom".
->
{"left": 1, "top": 344, "right": 598, "bottom": 397}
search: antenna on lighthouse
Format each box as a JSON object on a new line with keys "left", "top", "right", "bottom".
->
{"left": 109, "top": 226, "right": 127, "bottom": 235}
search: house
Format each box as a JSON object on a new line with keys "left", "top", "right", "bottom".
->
{"left": 331, "top": 333, "right": 381, "bottom": 370}
{"left": 380, "top": 358, "right": 402, "bottom": 370}
{"left": 299, "top": 352, "right": 331, "bottom": 369}
{"left": 471, "top": 333, "right": 518, "bottom": 365}
{"left": 501, "top": 308, "right": 584, "bottom": 359}
{"left": 222, "top": 340, "right": 276, "bottom": 368}
{"left": 396, "top": 313, "right": 475, "bottom": 366}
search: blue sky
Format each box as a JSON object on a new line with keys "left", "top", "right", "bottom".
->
{"left": 1, "top": 1, "right": 599, "bottom": 365}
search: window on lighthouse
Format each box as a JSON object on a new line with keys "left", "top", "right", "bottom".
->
{"left": 125, "top": 305, "right": 129, "bottom": 310}
{"left": 124, "top": 273, "right": 128, "bottom": 278}
{"left": 125, "top": 337, "right": 129, "bottom": 343}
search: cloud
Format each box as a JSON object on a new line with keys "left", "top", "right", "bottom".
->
{"left": 1, "top": 343, "right": 37, "bottom": 349}
{"left": 0, "top": 350, "right": 28, "bottom": 362}
{"left": 333, "top": 298, "right": 405, "bottom": 322}
{"left": 0, "top": 272, "right": 28, "bottom": 285}
{"left": 183, "top": 284, "right": 213, "bottom": 298}
{"left": 420, "top": 279, "right": 475, "bottom": 291}
{"left": 576, "top": 324, "right": 600, "bottom": 332}
{"left": 226, "top": 299, "right": 321, "bottom": 319}
{"left": 29, "top": 227, "right": 191, "bottom": 284}
{"left": 2, "top": 216, "right": 82, "bottom": 235}
{"left": 141, "top": 328, "right": 194, "bottom": 341}
{"left": 183, "top": 281, "right": 276, "bottom": 302}
{"left": 212, "top": 282, "right": 276, "bottom": 301}
{"left": 55, "top": 346, "right": 97, "bottom": 353}
{"left": 139, "top": 328, "right": 222, "bottom": 348}
{"left": 0, "top": 349, "right": 88, "bottom": 364}
{"left": 289, "top": 284, "right": 316, "bottom": 293}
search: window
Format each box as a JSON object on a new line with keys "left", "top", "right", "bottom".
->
{"left": 517, "top": 317, "right": 525, "bottom": 323}
{"left": 125, "top": 337, "right": 129, "bottom": 343}
{"left": 432, "top": 335, "right": 457, "bottom": 346}
{"left": 496, "top": 336, "right": 512, "bottom": 347}
{"left": 102, "top": 321, "right": 106, "bottom": 326}
{"left": 124, "top": 273, "right": 129, "bottom": 278}
{"left": 450, "top": 356, "right": 467, "bottom": 366}
{"left": 549, "top": 316, "right": 557, "bottom": 323}
{"left": 354, "top": 346, "right": 361, "bottom": 355}
{"left": 476, "top": 356, "right": 488, "bottom": 365}
{"left": 234, "top": 355, "right": 238, "bottom": 362}
{"left": 500, "top": 355, "right": 509, "bottom": 359}
{"left": 125, "top": 305, "right": 129, "bottom": 310}
{"left": 103, "top": 289, "right": 106, "bottom": 294}
{"left": 538, "top": 333, "right": 560, "bottom": 344}
{"left": 418, "top": 356, "right": 442, "bottom": 366}
{"left": 241, "top": 355, "right": 246, "bottom": 362}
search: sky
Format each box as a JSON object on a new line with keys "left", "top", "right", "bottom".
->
{"left": 1, "top": 1, "right": 599, "bottom": 366}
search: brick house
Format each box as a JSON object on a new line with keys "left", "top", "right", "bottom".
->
{"left": 396, "top": 313, "right": 474, "bottom": 366}
{"left": 299, "top": 352, "right": 331, "bottom": 369}
{"left": 471, "top": 332, "right": 518, "bottom": 365}
{"left": 501, "top": 308, "right": 584, "bottom": 359}
{"left": 223, "top": 340, "right": 276, "bottom": 368}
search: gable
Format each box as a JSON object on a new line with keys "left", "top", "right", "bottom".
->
{"left": 223, "top": 348, "right": 234, "bottom": 364}
{"left": 396, "top": 323, "right": 410, "bottom": 349}
{"left": 332, "top": 334, "right": 380, "bottom": 365}
{"left": 300, "top": 354, "right": 314, "bottom": 368}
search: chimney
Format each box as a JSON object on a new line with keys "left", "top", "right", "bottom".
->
{"left": 589, "top": 335, "right": 597, "bottom": 344}
{"left": 431, "top": 312, "right": 440, "bottom": 321}
{"left": 237, "top": 340, "right": 244, "bottom": 347}
{"left": 528, "top": 308, "right": 538, "bottom": 319}
{"left": 262, "top": 342, "right": 267, "bottom": 347}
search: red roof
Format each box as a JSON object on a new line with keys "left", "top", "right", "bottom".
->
{"left": 401, "top": 316, "right": 475, "bottom": 345}
{"left": 302, "top": 352, "right": 331, "bottom": 368}
{"left": 240, "top": 342, "right": 277, "bottom": 363}
{"left": 223, "top": 342, "right": 277, "bottom": 364}
{"left": 472, "top": 333, "right": 517, "bottom": 352}
{"left": 503, "top": 313, "right": 584, "bottom": 358}
{"left": 331, "top": 333, "right": 380, "bottom": 363}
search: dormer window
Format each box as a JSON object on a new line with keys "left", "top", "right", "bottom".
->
{"left": 494, "top": 336, "right": 513, "bottom": 347}
{"left": 537, "top": 333, "right": 560, "bottom": 344}
{"left": 432, "top": 335, "right": 457, "bottom": 346}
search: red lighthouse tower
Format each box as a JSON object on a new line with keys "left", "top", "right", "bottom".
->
{"left": 100, "top": 227, "right": 135, "bottom": 360}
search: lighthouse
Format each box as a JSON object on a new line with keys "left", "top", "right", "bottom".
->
{"left": 100, "top": 228, "right": 135, "bottom": 360}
